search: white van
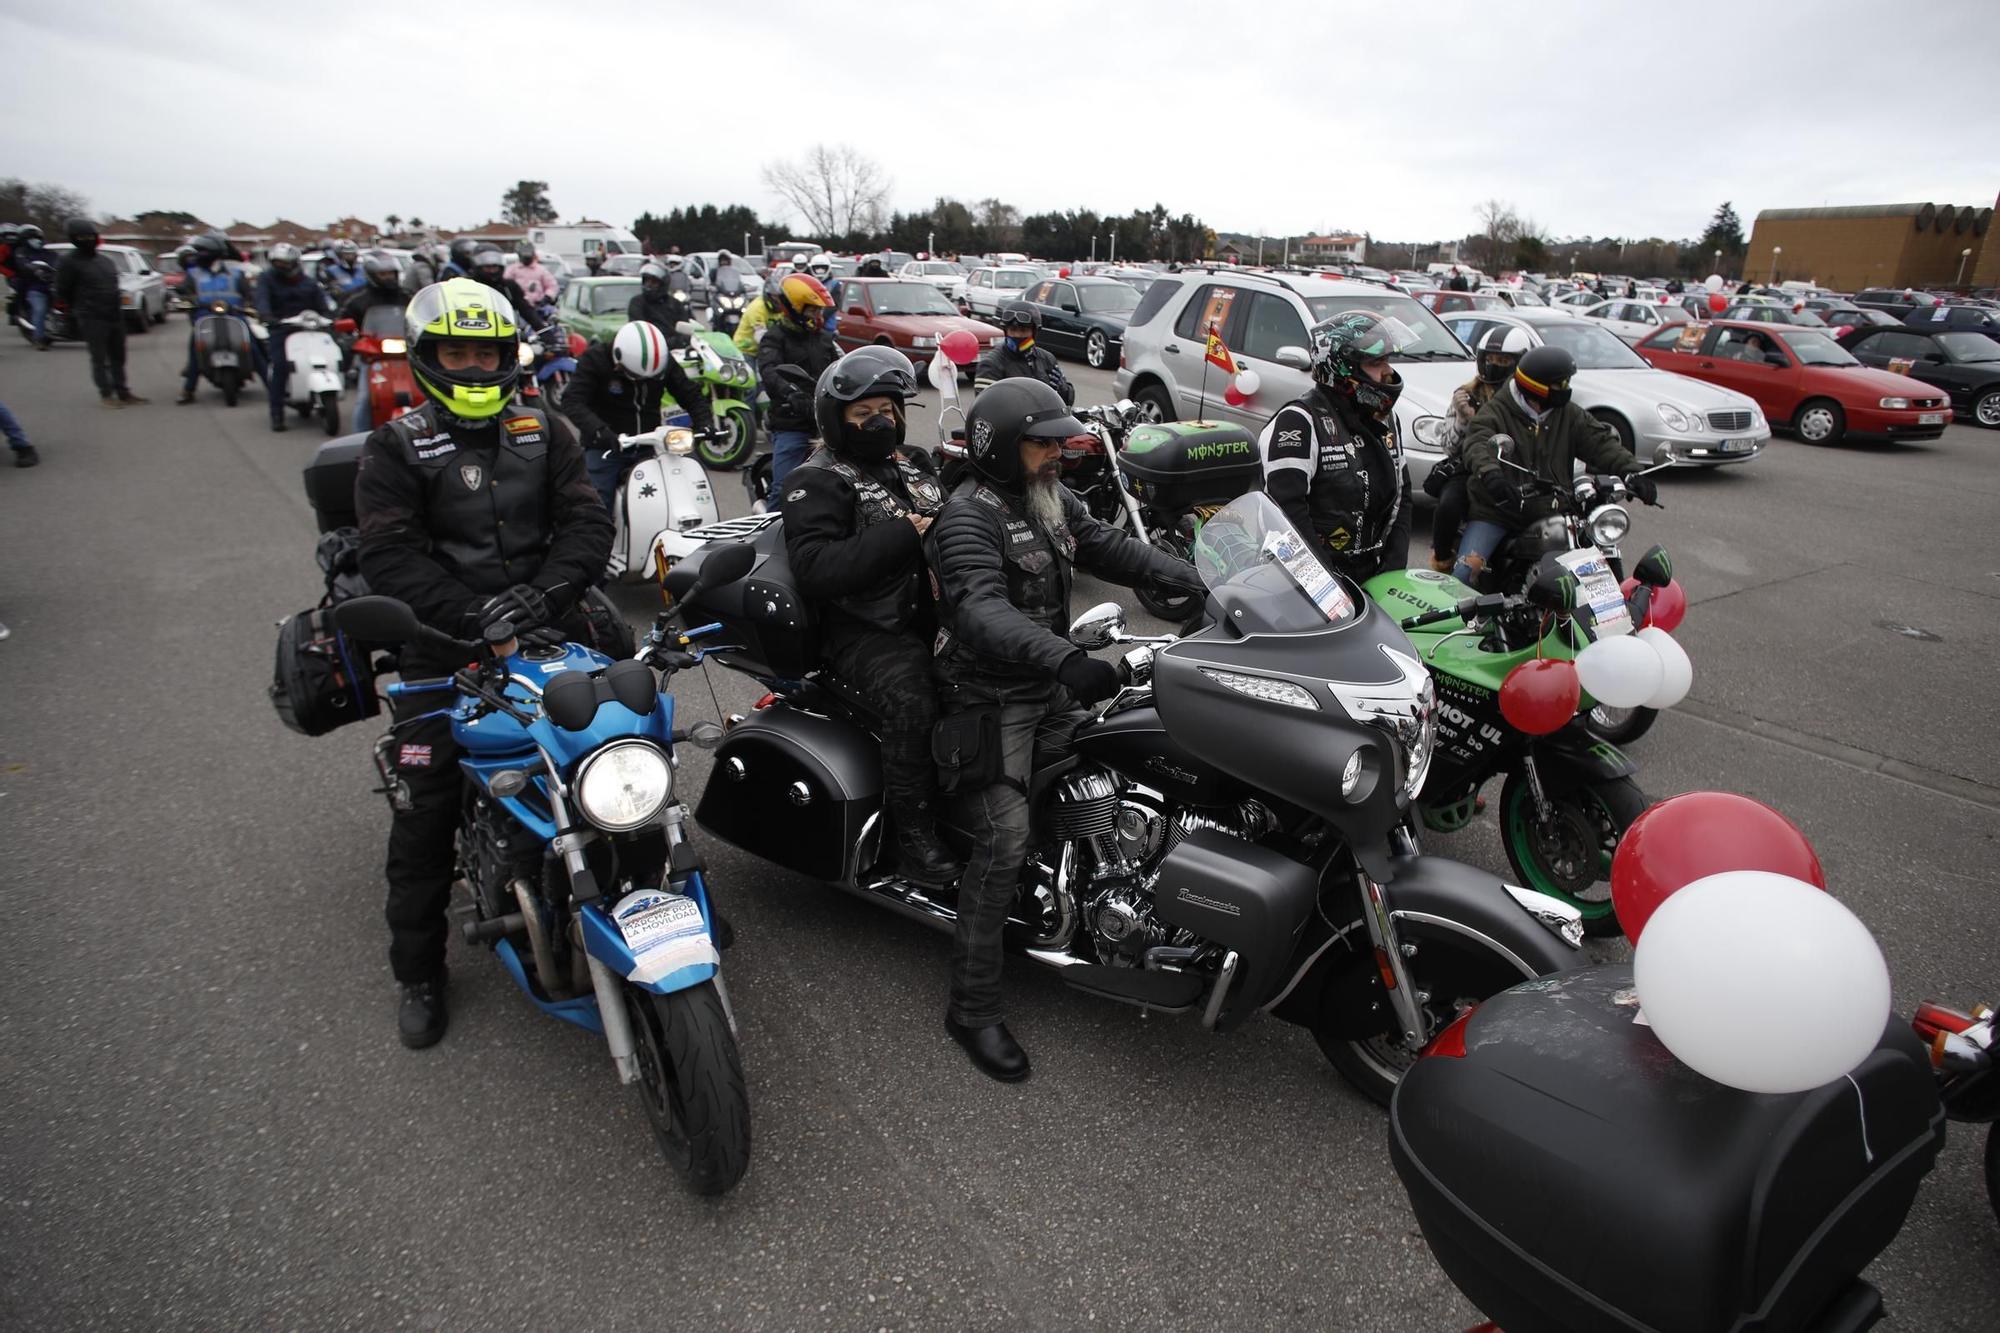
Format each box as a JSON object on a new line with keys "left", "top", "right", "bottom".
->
{"left": 526, "top": 222, "right": 643, "bottom": 271}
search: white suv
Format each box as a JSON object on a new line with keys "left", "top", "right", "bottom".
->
{"left": 1113, "top": 269, "right": 1477, "bottom": 491}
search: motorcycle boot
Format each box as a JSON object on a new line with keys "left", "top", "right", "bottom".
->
{"left": 891, "top": 790, "right": 962, "bottom": 888}
{"left": 398, "top": 974, "right": 448, "bottom": 1048}
{"left": 945, "top": 1016, "right": 1030, "bottom": 1082}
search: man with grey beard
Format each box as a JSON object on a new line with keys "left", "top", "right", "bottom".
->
{"left": 927, "top": 377, "right": 1207, "bottom": 1082}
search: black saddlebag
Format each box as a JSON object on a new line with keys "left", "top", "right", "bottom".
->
{"left": 694, "top": 705, "right": 881, "bottom": 883}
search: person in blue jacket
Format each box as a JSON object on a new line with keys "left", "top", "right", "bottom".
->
{"left": 319, "top": 239, "right": 366, "bottom": 299}
{"left": 253, "top": 242, "right": 334, "bottom": 432}
{"left": 176, "top": 233, "right": 264, "bottom": 404}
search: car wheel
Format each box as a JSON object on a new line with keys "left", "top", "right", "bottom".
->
{"left": 1793, "top": 398, "right": 1845, "bottom": 445}
{"left": 1133, "top": 383, "right": 1175, "bottom": 424}
{"left": 1085, "top": 330, "right": 1110, "bottom": 369}
{"left": 1590, "top": 409, "right": 1635, "bottom": 452}
{"left": 1974, "top": 389, "right": 2000, "bottom": 429}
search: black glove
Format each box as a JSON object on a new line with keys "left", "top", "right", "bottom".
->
{"left": 1624, "top": 471, "right": 1659, "bottom": 506}
{"left": 1480, "top": 470, "right": 1521, "bottom": 509}
{"left": 480, "top": 584, "right": 553, "bottom": 638}
{"left": 1057, "top": 653, "right": 1123, "bottom": 705}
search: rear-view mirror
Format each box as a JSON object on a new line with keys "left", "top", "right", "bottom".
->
{"left": 1632, "top": 544, "right": 1673, "bottom": 588}
{"left": 1069, "top": 601, "right": 1127, "bottom": 650}
{"left": 1275, "top": 346, "right": 1311, "bottom": 371}
{"left": 334, "top": 317, "right": 357, "bottom": 334}
{"left": 333, "top": 595, "right": 422, "bottom": 643}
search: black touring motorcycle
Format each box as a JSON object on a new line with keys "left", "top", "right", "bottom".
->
{"left": 662, "top": 493, "right": 1581, "bottom": 1103}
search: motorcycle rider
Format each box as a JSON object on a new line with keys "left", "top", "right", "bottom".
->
{"left": 176, "top": 232, "right": 260, "bottom": 405}
{"left": 559, "top": 318, "right": 715, "bottom": 511}
{"left": 806, "top": 255, "right": 842, "bottom": 333}
{"left": 253, "top": 242, "right": 335, "bottom": 431}
{"left": 731, "top": 283, "right": 780, "bottom": 356}
{"left": 56, "top": 218, "right": 146, "bottom": 406}
{"left": 338, "top": 253, "right": 412, "bottom": 431}
{"left": 505, "top": 240, "right": 557, "bottom": 310}
{"left": 403, "top": 244, "right": 437, "bottom": 295}
{"left": 661, "top": 252, "right": 693, "bottom": 303}
{"left": 1428, "top": 325, "right": 1531, "bottom": 572}
{"left": 354, "top": 278, "right": 613, "bottom": 1048}
{"left": 0, "top": 223, "right": 15, "bottom": 324}
{"left": 583, "top": 251, "right": 607, "bottom": 277}
{"left": 627, "top": 262, "right": 692, "bottom": 348}
{"left": 321, "top": 239, "right": 365, "bottom": 299}
{"left": 710, "top": 250, "right": 744, "bottom": 298}
{"left": 441, "top": 238, "right": 481, "bottom": 281}
{"left": 755, "top": 272, "right": 839, "bottom": 509}
{"left": 1454, "top": 343, "right": 1655, "bottom": 585}
{"left": 782, "top": 347, "right": 961, "bottom": 887}
{"left": 10, "top": 225, "right": 56, "bottom": 349}
{"left": 1258, "top": 310, "right": 1414, "bottom": 583}
{"left": 927, "top": 378, "right": 1207, "bottom": 1082}
{"left": 470, "top": 247, "right": 547, "bottom": 330}
{"left": 973, "top": 302, "right": 1074, "bottom": 405}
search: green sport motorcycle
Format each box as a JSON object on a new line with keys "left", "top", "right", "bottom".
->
{"left": 662, "top": 324, "right": 759, "bottom": 471}
{"left": 1364, "top": 563, "right": 1650, "bottom": 937}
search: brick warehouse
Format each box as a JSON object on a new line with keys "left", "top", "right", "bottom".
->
{"left": 1744, "top": 196, "right": 1997, "bottom": 292}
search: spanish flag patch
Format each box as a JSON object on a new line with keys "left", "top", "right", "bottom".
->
{"left": 503, "top": 416, "right": 539, "bottom": 435}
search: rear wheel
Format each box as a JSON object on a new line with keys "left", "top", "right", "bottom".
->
{"left": 626, "top": 980, "right": 750, "bottom": 1196}
{"left": 1585, "top": 704, "right": 1658, "bottom": 745}
{"left": 1132, "top": 382, "right": 1175, "bottom": 424}
{"left": 698, "top": 407, "right": 756, "bottom": 470}
{"left": 319, "top": 390, "right": 341, "bottom": 436}
{"left": 1499, "top": 771, "right": 1649, "bottom": 937}
{"left": 1793, "top": 398, "right": 1846, "bottom": 445}
{"left": 1086, "top": 330, "right": 1110, "bottom": 369}
{"left": 219, "top": 367, "right": 241, "bottom": 407}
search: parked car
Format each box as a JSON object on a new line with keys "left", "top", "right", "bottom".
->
{"left": 830, "top": 277, "right": 1002, "bottom": 364}
{"left": 1095, "top": 266, "right": 1161, "bottom": 295}
{"left": 1852, "top": 287, "right": 1943, "bottom": 321}
{"left": 1014, "top": 274, "right": 1141, "bottom": 369}
{"left": 1485, "top": 285, "right": 1547, "bottom": 308}
{"left": 1719, "top": 304, "right": 1828, "bottom": 328}
{"left": 46, "top": 242, "right": 168, "bottom": 330}
{"left": 1902, "top": 303, "right": 2000, "bottom": 339}
{"left": 1636, "top": 320, "right": 1951, "bottom": 445}
{"left": 1821, "top": 307, "right": 1901, "bottom": 338}
{"left": 1394, "top": 270, "right": 1441, "bottom": 291}
{"left": 154, "top": 250, "right": 189, "bottom": 309}
{"left": 555, "top": 275, "right": 644, "bottom": 344}
{"left": 1803, "top": 297, "right": 1862, "bottom": 319}
{"left": 1549, "top": 288, "right": 1604, "bottom": 315}
{"left": 953, "top": 265, "right": 1043, "bottom": 318}
{"left": 1114, "top": 269, "right": 1483, "bottom": 492}
{"left": 1579, "top": 298, "right": 1696, "bottom": 344}
{"left": 1837, "top": 324, "right": 2000, "bottom": 428}
{"left": 1437, "top": 309, "right": 1768, "bottom": 466}
{"left": 1417, "top": 290, "right": 1509, "bottom": 315}
{"left": 603, "top": 254, "right": 650, "bottom": 277}
{"left": 897, "top": 259, "right": 966, "bottom": 293}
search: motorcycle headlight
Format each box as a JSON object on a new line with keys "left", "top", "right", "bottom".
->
{"left": 518, "top": 341, "right": 535, "bottom": 367}
{"left": 1410, "top": 414, "right": 1446, "bottom": 448}
{"left": 379, "top": 337, "right": 406, "bottom": 355}
{"left": 1879, "top": 396, "right": 1910, "bottom": 409}
{"left": 574, "top": 741, "right": 672, "bottom": 832}
{"left": 1587, "top": 502, "right": 1631, "bottom": 547}
{"left": 1656, "top": 403, "right": 1692, "bottom": 432}
{"left": 665, "top": 427, "right": 695, "bottom": 456}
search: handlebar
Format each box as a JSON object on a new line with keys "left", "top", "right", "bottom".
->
{"left": 1399, "top": 592, "right": 1511, "bottom": 631}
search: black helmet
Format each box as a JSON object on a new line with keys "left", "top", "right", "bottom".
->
{"left": 998, "top": 301, "right": 1041, "bottom": 332}
{"left": 190, "top": 232, "right": 228, "bottom": 264}
{"left": 515, "top": 239, "right": 535, "bottom": 263}
{"left": 64, "top": 216, "right": 99, "bottom": 244}
{"left": 1515, "top": 344, "right": 1576, "bottom": 413}
{"left": 363, "top": 251, "right": 401, "bottom": 292}
{"left": 813, "top": 344, "right": 917, "bottom": 453}
{"left": 963, "top": 377, "right": 1084, "bottom": 488}
{"left": 449, "top": 237, "right": 481, "bottom": 272}
{"left": 472, "top": 246, "right": 507, "bottom": 283}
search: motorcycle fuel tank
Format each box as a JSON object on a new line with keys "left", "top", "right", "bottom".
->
{"left": 1071, "top": 702, "right": 1232, "bottom": 806}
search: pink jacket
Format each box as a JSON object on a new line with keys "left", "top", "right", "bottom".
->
{"left": 506, "top": 261, "right": 557, "bottom": 305}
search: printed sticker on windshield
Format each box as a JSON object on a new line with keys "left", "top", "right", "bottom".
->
{"left": 1264, "top": 529, "right": 1355, "bottom": 623}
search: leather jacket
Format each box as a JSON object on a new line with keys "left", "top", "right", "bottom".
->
{"left": 784, "top": 446, "right": 947, "bottom": 636}
{"left": 972, "top": 341, "right": 1073, "bottom": 405}
{"left": 1259, "top": 386, "right": 1411, "bottom": 582}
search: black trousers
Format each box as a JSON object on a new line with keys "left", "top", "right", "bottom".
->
{"left": 823, "top": 624, "right": 940, "bottom": 815}
{"left": 383, "top": 689, "right": 462, "bottom": 984}
{"left": 1431, "top": 474, "right": 1470, "bottom": 563}
{"left": 79, "top": 318, "right": 127, "bottom": 397}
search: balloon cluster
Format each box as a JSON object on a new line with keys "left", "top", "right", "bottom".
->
{"left": 1223, "top": 368, "right": 1262, "bottom": 407}
{"left": 1613, "top": 793, "right": 1889, "bottom": 1095}
{"left": 1496, "top": 577, "right": 1694, "bottom": 735}
{"left": 1703, "top": 273, "right": 1729, "bottom": 314}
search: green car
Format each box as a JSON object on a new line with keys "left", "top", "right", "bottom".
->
{"left": 556, "top": 276, "right": 644, "bottom": 344}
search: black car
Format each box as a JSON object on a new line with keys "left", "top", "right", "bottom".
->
{"left": 1839, "top": 325, "right": 2000, "bottom": 428}
{"left": 1902, "top": 303, "right": 2000, "bottom": 340}
{"left": 1020, "top": 275, "right": 1142, "bottom": 369}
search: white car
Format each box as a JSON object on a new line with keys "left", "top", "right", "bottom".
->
{"left": 1486, "top": 286, "right": 1548, "bottom": 308}
{"left": 952, "top": 265, "right": 1042, "bottom": 318}
{"left": 47, "top": 243, "right": 168, "bottom": 330}
{"left": 1580, "top": 298, "right": 1697, "bottom": 345}
{"left": 1549, "top": 289, "right": 1604, "bottom": 315}
{"left": 898, "top": 259, "right": 966, "bottom": 294}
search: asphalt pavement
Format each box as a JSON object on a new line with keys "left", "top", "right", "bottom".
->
{"left": 2, "top": 329, "right": 1996, "bottom": 1332}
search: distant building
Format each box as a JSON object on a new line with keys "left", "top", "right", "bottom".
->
{"left": 1746, "top": 198, "right": 1996, "bottom": 291}
{"left": 1299, "top": 233, "right": 1367, "bottom": 263}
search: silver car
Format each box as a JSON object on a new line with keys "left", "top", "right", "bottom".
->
{"left": 1579, "top": 297, "right": 1697, "bottom": 345}
{"left": 1433, "top": 308, "right": 1770, "bottom": 466}
{"left": 48, "top": 243, "right": 169, "bottom": 330}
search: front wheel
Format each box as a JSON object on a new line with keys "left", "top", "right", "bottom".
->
{"left": 1132, "top": 382, "right": 1175, "bottom": 424}
{"left": 1134, "top": 528, "right": 1199, "bottom": 620}
{"left": 1974, "top": 389, "right": 2000, "bottom": 429}
{"left": 1585, "top": 704, "right": 1658, "bottom": 746}
{"left": 698, "top": 408, "right": 756, "bottom": 470}
{"left": 627, "top": 980, "right": 750, "bottom": 1195}
{"left": 218, "top": 367, "right": 241, "bottom": 407}
{"left": 1793, "top": 398, "right": 1846, "bottom": 445}
{"left": 319, "top": 390, "right": 341, "bottom": 437}
{"left": 1085, "top": 330, "right": 1110, "bottom": 369}
{"left": 1499, "top": 771, "right": 1649, "bottom": 937}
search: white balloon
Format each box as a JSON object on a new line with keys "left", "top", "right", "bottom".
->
{"left": 1575, "top": 635, "right": 1664, "bottom": 709}
{"left": 1234, "top": 369, "right": 1261, "bottom": 397}
{"left": 1705, "top": 274, "right": 1724, "bottom": 293}
{"left": 1634, "top": 872, "right": 1891, "bottom": 1094}
{"left": 1637, "top": 626, "right": 1692, "bottom": 709}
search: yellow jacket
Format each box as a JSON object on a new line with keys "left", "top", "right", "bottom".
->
{"left": 733, "top": 294, "right": 778, "bottom": 358}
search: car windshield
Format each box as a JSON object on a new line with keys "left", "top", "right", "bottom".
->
{"left": 1191, "top": 493, "right": 1359, "bottom": 631}
{"left": 1079, "top": 284, "right": 1139, "bottom": 314}
{"left": 1533, "top": 320, "right": 1649, "bottom": 369}
{"left": 1509, "top": 290, "right": 1546, "bottom": 305}
{"left": 920, "top": 262, "right": 961, "bottom": 275}
{"left": 1302, "top": 292, "right": 1469, "bottom": 360}
{"left": 1938, "top": 332, "right": 2000, "bottom": 361}
{"left": 996, "top": 271, "right": 1035, "bottom": 289}
{"left": 593, "top": 280, "right": 641, "bottom": 312}
{"left": 1775, "top": 330, "right": 1856, "bottom": 366}
{"left": 869, "top": 283, "right": 958, "bottom": 316}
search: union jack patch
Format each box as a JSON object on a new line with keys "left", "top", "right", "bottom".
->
{"left": 398, "top": 744, "right": 433, "bottom": 768}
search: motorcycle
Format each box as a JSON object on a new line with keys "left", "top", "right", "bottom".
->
{"left": 666, "top": 321, "right": 760, "bottom": 471}
{"left": 253, "top": 309, "right": 345, "bottom": 436}
{"left": 191, "top": 296, "right": 261, "bottom": 408}
{"left": 604, "top": 420, "right": 720, "bottom": 583}
{"left": 330, "top": 562, "right": 756, "bottom": 1196}
{"left": 11, "top": 262, "right": 73, "bottom": 344}
{"left": 708, "top": 289, "right": 750, "bottom": 339}
{"left": 1366, "top": 561, "right": 1651, "bottom": 936}
{"left": 335, "top": 306, "right": 421, "bottom": 429}
{"left": 665, "top": 492, "right": 1583, "bottom": 1106}
{"left": 1914, "top": 996, "right": 1998, "bottom": 1223}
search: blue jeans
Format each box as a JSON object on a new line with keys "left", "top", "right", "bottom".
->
{"left": 0, "top": 399, "right": 28, "bottom": 451}
{"left": 1453, "top": 519, "right": 1510, "bottom": 585}
{"left": 767, "top": 429, "right": 813, "bottom": 510}
{"left": 25, "top": 289, "right": 50, "bottom": 342}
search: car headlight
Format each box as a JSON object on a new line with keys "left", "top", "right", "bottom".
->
{"left": 1656, "top": 403, "right": 1692, "bottom": 432}
{"left": 1410, "top": 414, "right": 1446, "bottom": 448}
{"left": 1587, "top": 502, "right": 1631, "bottom": 547}
{"left": 910, "top": 335, "right": 937, "bottom": 348}
{"left": 1879, "top": 396, "right": 1910, "bottom": 409}
{"left": 574, "top": 741, "right": 672, "bottom": 832}
{"left": 665, "top": 427, "right": 695, "bottom": 455}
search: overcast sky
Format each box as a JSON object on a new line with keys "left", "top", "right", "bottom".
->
{"left": 5, "top": 0, "right": 1996, "bottom": 244}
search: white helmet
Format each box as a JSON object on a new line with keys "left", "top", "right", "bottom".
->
{"left": 1476, "top": 325, "right": 1534, "bottom": 385}
{"left": 808, "top": 254, "right": 833, "bottom": 277}
{"left": 663, "top": 254, "right": 684, "bottom": 270}
{"left": 612, "top": 321, "right": 672, "bottom": 379}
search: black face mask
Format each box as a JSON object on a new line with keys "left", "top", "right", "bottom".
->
{"left": 838, "top": 411, "right": 900, "bottom": 460}
{"left": 73, "top": 237, "right": 99, "bottom": 255}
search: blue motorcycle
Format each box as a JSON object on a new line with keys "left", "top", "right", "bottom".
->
{"left": 333, "top": 551, "right": 756, "bottom": 1194}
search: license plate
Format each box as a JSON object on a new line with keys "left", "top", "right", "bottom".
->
{"left": 1918, "top": 412, "right": 1945, "bottom": 425}
{"left": 1719, "top": 438, "right": 1752, "bottom": 453}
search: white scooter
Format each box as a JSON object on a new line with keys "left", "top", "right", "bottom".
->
{"left": 248, "top": 309, "right": 345, "bottom": 436}
{"left": 604, "top": 420, "right": 722, "bottom": 582}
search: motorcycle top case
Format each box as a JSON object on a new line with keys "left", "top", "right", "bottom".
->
{"left": 682, "top": 520, "right": 819, "bottom": 680}
{"left": 303, "top": 435, "right": 366, "bottom": 534}
{"left": 1387, "top": 963, "right": 1945, "bottom": 1333}
{"left": 1116, "top": 421, "right": 1263, "bottom": 510}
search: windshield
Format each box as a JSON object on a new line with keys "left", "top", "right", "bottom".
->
{"left": 1080, "top": 284, "right": 1139, "bottom": 314}
{"left": 361, "top": 305, "right": 406, "bottom": 336}
{"left": 1192, "top": 493, "right": 1359, "bottom": 631}
{"left": 1776, "top": 329, "right": 1856, "bottom": 366}
{"left": 996, "top": 270, "right": 1035, "bottom": 289}
{"left": 920, "top": 262, "right": 961, "bottom": 275}
{"left": 1510, "top": 290, "right": 1546, "bottom": 305}
{"left": 1534, "top": 320, "right": 1649, "bottom": 370}
{"left": 593, "top": 279, "right": 641, "bottom": 312}
{"left": 1939, "top": 331, "right": 2000, "bottom": 361}
{"left": 870, "top": 282, "right": 958, "bottom": 316}
{"left": 1303, "top": 292, "right": 1468, "bottom": 360}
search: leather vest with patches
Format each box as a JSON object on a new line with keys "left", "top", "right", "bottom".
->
{"left": 1302, "top": 393, "right": 1403, "bottom": 557}
{"left": 387, "top": 401, "right": 556, "bottom": 597}
{"left": 936, "top": 479, "right": 1078, "bottom": 683}
{"left": 801, "top": 447, "right": 946, "bottom": 633}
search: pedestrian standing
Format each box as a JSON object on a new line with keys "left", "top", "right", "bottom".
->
{"left": 55, "top": 219, "right": 145, "bottom": 407}
{"left": 0, "top": 399, "right": 39, "bottom": 467}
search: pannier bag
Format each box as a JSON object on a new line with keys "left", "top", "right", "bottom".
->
{"left": 269, "top": 604, "right": 380, "bottom": 736}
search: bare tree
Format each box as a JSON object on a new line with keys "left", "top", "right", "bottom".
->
{"left": 1472, "top": 198, "right": 1522, "bottom": 270}
{"left": 975, "top": 197, "right": 1021, "bottom": 250}
{"left": 0, "top": 177, "right": 94, "bottom": 232}
{"left": 761, "top": 144, "right": 892, "bottom": 238}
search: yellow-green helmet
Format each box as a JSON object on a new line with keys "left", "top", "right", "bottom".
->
{"left": 405, "top": 277, "right": 521, "bottom": 420}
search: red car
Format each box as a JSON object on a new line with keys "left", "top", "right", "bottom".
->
{"left": 1634, "top": 319, "right": 1952, "bottom": 445}
{"left": 833, "top": 277, "right": 1001, "bottom": 365}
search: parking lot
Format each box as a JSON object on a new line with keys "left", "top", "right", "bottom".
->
{"left": 2, "top": 334, "right": 1996, "bottom": 1331}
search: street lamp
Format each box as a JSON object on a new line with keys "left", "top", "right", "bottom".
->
{"left": 1770, "top": 245, "right": 1782, "bottom": 283}
{"left": 1713, "top": 248, "right": 1721, "bottom": 278}
{"left": 1958, "top": 246, "right": 1974, "bottom": 287}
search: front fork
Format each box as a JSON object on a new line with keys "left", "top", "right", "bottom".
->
{"left": 547, "top": 782, "right": 643, "bottom": 1084}
{"left": 1361, "top": 825, "right": 1431, "bottom": 1049}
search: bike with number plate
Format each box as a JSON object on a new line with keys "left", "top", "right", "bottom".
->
{"left": 330, "top": 555, "right": 756, "bottom": 1195}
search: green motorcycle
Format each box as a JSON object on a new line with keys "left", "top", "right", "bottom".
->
{"left": 1365, "top": 565, "right": 1650, "bottom": 937}
{"left": 662, "top": 325, "right": 759, "bottom": 471}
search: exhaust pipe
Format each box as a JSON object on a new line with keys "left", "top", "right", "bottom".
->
{"left": 511, "top": 878, "right": 568, "bottom": 999}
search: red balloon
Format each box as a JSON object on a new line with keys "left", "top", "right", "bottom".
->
{"left": 940, "top": 329, "right": 980, "bottom": 366}
{"left": 1707, "top": 292, "right": 1728, "bottom": 313}
{"left": 1620, "top": 577, "right": 1687, "bottom": 632}
{"left": 1058, "top": 267, "right": 1071, "bottom": 278}
{"left": 1610, "top": 792, "right": 1826, "bottom": 941}
{"left": 1223, "top": 384, "right": 1249, "bottom": 407}
{"left": 1499, "top": 659, "right": 1581, "bottom": 736}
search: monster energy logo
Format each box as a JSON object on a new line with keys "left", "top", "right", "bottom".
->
{"left": 1184, "top": 440, "right": 1252, "bottom": 462}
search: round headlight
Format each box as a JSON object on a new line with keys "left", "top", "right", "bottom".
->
{"left": 1340, "top": 749, "right": 1365, "bottom": 798}
{"left": 518, "top": 341, "right": 535, "bottom": 366}
{"left": 665, "top": 427, "right": 695, "bottom": 455}
{"left": 1588, "top": 503, "right": 1631, "bottom": 547}
{"left": 1656, "top": 403, "right": 1692, "bottom": 432}
{"left": 574, "top": 741, "right": 672, "bottom": 832}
